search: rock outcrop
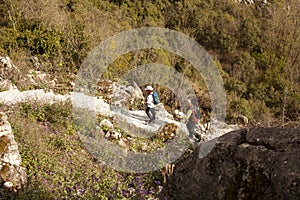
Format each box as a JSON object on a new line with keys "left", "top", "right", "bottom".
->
{"left": 0, "top": 112, "right": 27, "bottom": 191}
{"left": 159, "top": 128, "right": 300, "bottom": 200}
{"left": 0, "top": 56, "right": 14, "bottom": 70}
{"left": 0, "top": 88, "right": 70, "bottom": 106}
{"left": 197, "top": 119, "right": 242, "bottom": 142}
{"left": 232, "top": 0, "right": 268, "bottom": 6}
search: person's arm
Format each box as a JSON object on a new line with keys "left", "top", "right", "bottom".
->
{"left": 185, "top": 109, "right": 192, "bottom": 119}
{"left": 178, "top": 109, "right": 192, "bottom": 119}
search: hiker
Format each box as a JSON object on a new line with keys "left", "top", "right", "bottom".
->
{"left": 181, "top": 99, "right": 201, "bottom": 142}
{"left": 144, "top": 85, "right": 156, "bottom": 123}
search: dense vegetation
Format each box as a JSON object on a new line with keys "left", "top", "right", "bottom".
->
{"left": 0, "top": 0, "right": 299, "bottom": 198}
{"left": 1, "top": 0, "right": 299, "bottom": 126}
{"left": 1, "top": 102, "right": 164, "bottom": 199}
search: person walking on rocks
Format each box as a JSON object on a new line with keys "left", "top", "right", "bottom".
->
{"left": 144, "top": 85, "right": 156, "bottom": 123}
{"left": 182, "top": 99, "right": 201, "bottom": 142}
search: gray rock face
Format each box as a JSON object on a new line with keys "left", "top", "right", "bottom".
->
{"left": 159, "top": 128, "right": 300, "bottom": 200}
{"left": 110, "top": 81, "right": 144, "bottom": 108}
{"left": 0, "top": 113, "right": 27, "bottom": 191}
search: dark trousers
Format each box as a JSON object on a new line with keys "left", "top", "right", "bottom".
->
{"left": 187, "top": 121, "right": 200, "bottom": 140}
{"left": 146, "top": 107, "right": 156, "bottom": 121}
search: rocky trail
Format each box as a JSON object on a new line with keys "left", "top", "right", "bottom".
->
{"left": 0, "top": 56, "right": 243, "bottom": 192}
{"left": 0, "top": 83, "right": 241, "bottom": 142}
{"left": 0, "top": 56, "right": 242, "bottom": 144}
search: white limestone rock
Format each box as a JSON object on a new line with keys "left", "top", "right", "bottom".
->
{"left": 0, "top": 112, "right": 27, "bottom": 190}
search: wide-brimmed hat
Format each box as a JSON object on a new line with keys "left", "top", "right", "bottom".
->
{"left": 145, "top": 85, "right": 153, "bottom": 91}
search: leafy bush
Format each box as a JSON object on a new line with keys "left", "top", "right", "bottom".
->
{"left": 1, "top": 0, "right": 299, "bottom": 125}
{"left": 2, "top": 102, "right": 165, "bottom": 199}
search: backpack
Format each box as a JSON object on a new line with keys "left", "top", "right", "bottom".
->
{"left": 152, "top": 91, "right": 160, "bottom": 105}
{"left": 194, "top": 106, "right": 201, "bottom": 119}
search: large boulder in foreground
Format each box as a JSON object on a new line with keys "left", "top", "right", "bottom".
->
{"left": 0, "top": 112, "right": 27, "bottom": 191}
{"left": 159, "top": 128, "right": 300, "bottom": 200}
